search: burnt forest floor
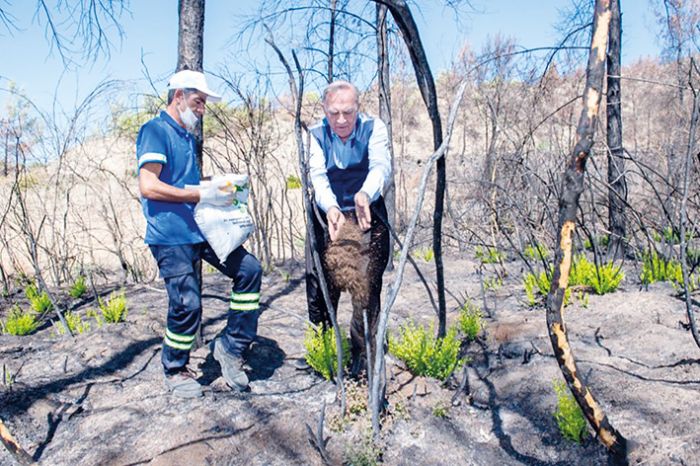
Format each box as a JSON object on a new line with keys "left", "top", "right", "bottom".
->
{"left": 1, "top": 254, "right": 699, "bottom": 465}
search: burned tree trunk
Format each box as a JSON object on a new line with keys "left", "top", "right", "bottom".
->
{"left": 376, "top": 3, "right": 396, "bottom": 271}
{"left": 369, "top": 80, "right": 468, "bottom": 436}
{"left": 177, "top": 0, "right": 205, "bottom": 347}
{"left": 328, "top": 0, "right": 337, "bottom": 82}
{"left": 546, "top": 0, "right": 628, "bottom": 462}
{"left": 606, "top": 0, "right": 626, "bottom": 261}
{"left": 378, "top": 0, "right": 446, "bottom": 337}
{"left": 177, "top": 0, "right": 204, "bottom": 72}
{"left": 177, "top": 0, "right": 205, "bottom": 170}
{"left": 679, "top": 62, "right": 700, "bottom": 349}
{"left": 0, "top": 417, "right": 34, "bottom": 465}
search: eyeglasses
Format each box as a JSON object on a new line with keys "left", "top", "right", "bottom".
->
{"left": 325, "top": 108, "right": 357, "bottom": 117}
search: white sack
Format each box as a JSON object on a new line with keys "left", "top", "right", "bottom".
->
{"left": 188, "top": 174, "right": 255, "bottom": 263}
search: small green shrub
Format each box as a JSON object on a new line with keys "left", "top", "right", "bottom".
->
{"left": 86, "top": 309, "right": 105, "bottom": 328}
{"left": 640, "top": 250, "right": 684, "bottom": 285}
{"left": 483, "top": 276, "right": 502, "bottom": 291}
{"left": 523, "top": 268, "right": 574, "bottom": 305}
{"left": 553, "top": 380, "right": 588, "bottom": 443}
{"left": 346, "top": 380, "right": 367, "bottom": 416}
{"left": 415, "top": 247, "right": 434, "bottom": 262}
{"left": 432, "top": 403, "right": 449, "bottom": 418}
{"left": 524, "top": 243, "right": 549, "bottom": 262}
{"left": 56, "top": 311, "right": 90, "bottom": 335}
{"left": 587, "top": 265, "right": 624, "bottom": 294}
{"left": 652, "top": 226, "right": 694, "bottom": 244}
{"left": 523, "top": 274, "right": 538, "bottom": 306}
{"left": 523, "top": 273, "right": 541, "bottom": 306}
{"left": 24, "top": 282, "right": 38, "bottom": 299}
{"left": 475, "top": 246, "right": 504, "bottom": 264}
{"left": 670, "top": 271, "right": 700, "bottom": 293}
{"left": 25, "top": 283, "right": 52, "bottom": 314}
{"left": 304, "top": 325, "right": 350, "bottom": 381}
{"left": 584, "top": 263, "right": 624, "bottom": 295}
{"left": 686, "top": 247, "right": 700, "bottom": 268}
{"left": 69, "top": 275, "right": 88, "bottom": 299}
{"left": 3, "top": 364, "right": 15, "bottom": 389}
{"left": 661, "top": 226, "right": 680, "bottom": 244}
{"left": 1, "top": 306, "right": 40, "bottom": 336}
{"left": 523, "top": 255, "right": 621, "bottom": 304}
{"left": 568, "top": 254, "right": 589, "bottom": 286}
{"left": 641, "top": 250, "right": 700, "bottom": 292}
{"left": 389, "top": 322, "right": 464, "bottom": 381}
{"left": 523, "top": 270, "right": 551, "bottom": 306}
{"left": 458, "top": 300, "right": 483, "bottom": 341}
{"left": 343, "top": 430, "right": 382, "bottom": 466}
{"left": 285, "top": 174, "right": 302, "bottom": 189}
{"left": 570, "top": 254, "right": 624, "bottom": 295}
{"left": 99, "top": 290, "right": 128, "bottom": 323}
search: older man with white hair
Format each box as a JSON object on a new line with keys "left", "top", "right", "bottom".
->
{"left": 303, "top": 80, "right": 392, "bottom": 378}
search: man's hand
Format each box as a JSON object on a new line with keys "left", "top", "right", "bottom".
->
{"left": 198, "top": 184, "right": 235, "bottom": 206}
{"left": 327, "top": 206, "right": 346, "bottom": 241}
{"left": 354, "top": 191, "right": 371, "bottom": 231}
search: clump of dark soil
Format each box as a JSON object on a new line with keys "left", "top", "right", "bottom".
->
{"left": 325, "top": 218, "right": 370, "bottom": 302}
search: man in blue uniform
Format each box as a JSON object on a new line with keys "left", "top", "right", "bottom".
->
{"left": 137, "top": 70, "right": 262, "bottom": 398}
{"left": 305, "top": 80, "right": 392, "bottom": 377}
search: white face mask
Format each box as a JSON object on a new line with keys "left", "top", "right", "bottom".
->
{"left": 178, "top": 102, "right": 200, "bottom": 132}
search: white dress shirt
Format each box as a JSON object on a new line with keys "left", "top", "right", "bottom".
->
{"left": 307, "top": 115, "right": 391, "bottom": 213}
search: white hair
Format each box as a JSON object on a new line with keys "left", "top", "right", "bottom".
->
{"left": 322, "top": 80, "right": 360, "bottom": 107}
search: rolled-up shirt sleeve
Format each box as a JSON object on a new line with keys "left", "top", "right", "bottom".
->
{"left": 136, "top": 122, "right": 168, "bottom": 168}
{"left": 308, "top": 134, "right": 340, "bottom": 213}
{"left": 360, "top": 118, "right": 392, "bottom": 202}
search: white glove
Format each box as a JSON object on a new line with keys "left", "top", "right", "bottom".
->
{"left": 198, "top": 185, "right": 235, "bottom": 206}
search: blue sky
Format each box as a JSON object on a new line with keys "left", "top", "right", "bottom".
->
{"left": 0, "top": 1, "right": 662, "bottom": 116}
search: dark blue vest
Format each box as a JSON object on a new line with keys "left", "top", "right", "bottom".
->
{"left": 310, "top": 115, "right": 375, "bottom": 211}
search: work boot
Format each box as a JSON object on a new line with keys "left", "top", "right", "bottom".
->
{"left": 210, "top": 337, "right": 249, "bottom": 391}
{"left": 164, "top": 368, "right": 203, "bottom": 398}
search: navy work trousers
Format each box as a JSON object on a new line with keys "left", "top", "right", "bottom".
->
{"left": 149, "top": 242, "right": 262, "bottom": 374}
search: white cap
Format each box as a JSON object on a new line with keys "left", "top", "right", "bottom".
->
{"left": 167, "top": 70, "right": 222, "bottom": 102}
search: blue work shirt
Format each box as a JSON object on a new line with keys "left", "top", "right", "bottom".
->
{"left": 136, "top": 110, "right": 204, "bottom": 245}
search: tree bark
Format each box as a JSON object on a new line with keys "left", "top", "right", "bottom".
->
{"left": 177, "top": 0, "right": 205, "bottom": 170}
{"left": 0, "top": 417, "right": 35, "bottom": 465}
{"left": 370, "top": 80, "right": 468, "bottom": 436}
{"left": 606, "top": 0, "right": 626, "bottom": 261}
{"left": 177, "top": 0, "right": 204, "bottom": 73}
{"left": 546, "top": 1, "right": 627, "bottom": 463}
{"left": 378, "top": 0, "right": 446, "bottom": 338}
{"left": 328, "top": 0, "right": 337, "bottom": 82}
{"left": 376, "top": 3, "right": 396, "bottom": 271}
{"left": 177, "top": 0, "right": 205, "bottom": 348}
{"left": 678, "top": 61, "right": 700, "bottom": 349}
